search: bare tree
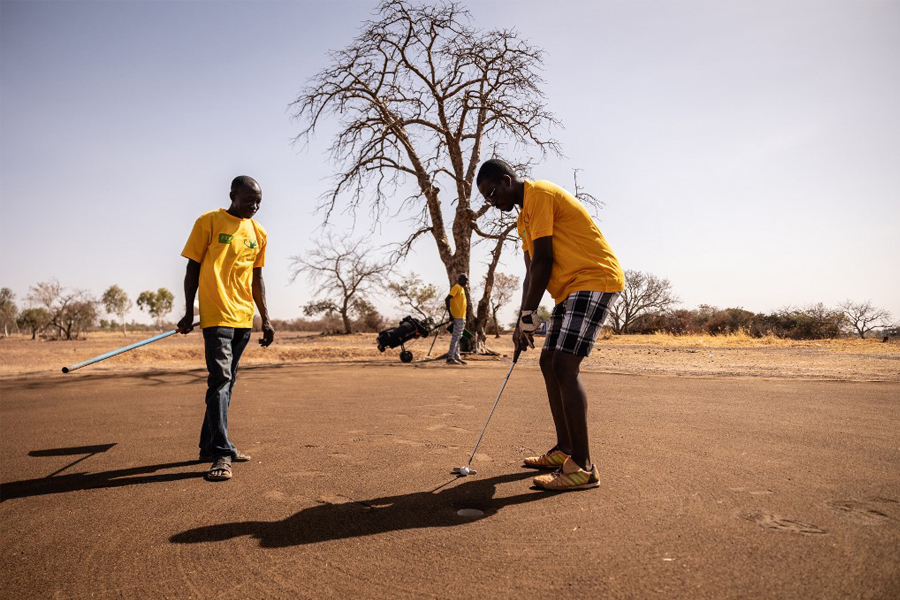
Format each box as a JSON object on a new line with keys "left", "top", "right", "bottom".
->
{"left": 291, "top": 236, "right": 389, "bottom": 334}
{"left": 486, "top": 272, "right": 519, "bottom": 337}
{"left": 608, "top": 270, "right": 680, "bottom": 334}
{"left": 471, "top": 208, "right": 520, "bottom": 346}
{"left": 102, "top": 285, "right": 131, "bottom": 335}
{"left": 26, "top": 280, "right": 94, "bottom": 340}
{"left": 839, "top": 299, "right": 892, "bottom": 339}
{"left": 291, "top": 0, "right": 561, "bottom": 343}
{"left": 388, "top": 272, "right": 443, "bottom": 322}
{"left": 572, "top": 168, "right": 603, "bottom": 216}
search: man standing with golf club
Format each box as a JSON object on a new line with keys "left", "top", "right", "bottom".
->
{"left": 445, "top": 274, "right": 468, "bottom": 365}
{"left": 177, "top": 175, "right": 275, "bottom": 481}
{"left": 477, "top": 158, "right": 624, "bottom": 491}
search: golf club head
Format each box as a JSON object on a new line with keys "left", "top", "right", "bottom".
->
{"left": 451, "top": 466, "right": 477, "bottom": 476}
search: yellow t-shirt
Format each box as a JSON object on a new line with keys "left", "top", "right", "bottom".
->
{"left": 449, "top": 284, "right": 467, "bottom": 319}
{"left": 181, "top": 208, "right": 267, "bottom": 328}
{"left": 517, "top": 180, "right": 624, "bottom": 304}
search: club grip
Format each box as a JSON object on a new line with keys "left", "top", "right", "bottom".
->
{"left": 513, "top": 347, "right": 522, "bottom": 363}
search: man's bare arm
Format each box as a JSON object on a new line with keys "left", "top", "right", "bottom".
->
{"left": 177, "top": 259, "right": 201, "bottom": 334}
{"left": 521, "top": 236, "right": 553, "bottom": 312}
{"left": 513, "top": 238, "right": 552, "bottom": 352}
{"left": 252, "top": 267, "right": 274, "bottom": 347}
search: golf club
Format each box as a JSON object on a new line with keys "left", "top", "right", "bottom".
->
{"left": 427, "top": 308, "right": 448, "bottom": 357}
{"left": 62, "top": 322, "right": 199, "bottom": 373}
{"left": 452, "top": 347, "right": 522, "bottom": 476}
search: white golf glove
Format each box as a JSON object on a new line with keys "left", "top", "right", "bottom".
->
{"left": 518, "top": 309, "right": 539, "bottom": 333}
{"left": 517, "top": 310, "right": 539, "bottom": 349}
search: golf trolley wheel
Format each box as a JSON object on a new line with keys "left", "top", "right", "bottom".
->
{"left": 399, "top": 350, "right": 413, "bottom": 363}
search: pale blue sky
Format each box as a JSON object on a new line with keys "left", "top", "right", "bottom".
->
{"left": 2, "top": 0, "right": 898, "bottom": 325}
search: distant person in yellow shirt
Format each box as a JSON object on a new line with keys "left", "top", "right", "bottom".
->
{"left": 444, "top": 274, "right": 468, "bottom": 365}
{"left": 177, "top": 175, "right": 274, "bottom": 481}
{"left": 477, "top": 158, "right": 624, "bottom": 491}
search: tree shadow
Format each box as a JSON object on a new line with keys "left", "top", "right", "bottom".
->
{"left": 1, "top": 459, "right": 203, "bottom": 502}
{"left": 171, "top": 471, "right": 553, "bottom": 548}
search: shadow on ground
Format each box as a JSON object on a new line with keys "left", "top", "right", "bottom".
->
{"left": 171, "top": 471, "right": 550, "bottom": 547}
{"left": 2, "top": 360, "right": 448, "bottom": 389}
{"left": 1, "top": 459, "right": 203, "bottom": 501}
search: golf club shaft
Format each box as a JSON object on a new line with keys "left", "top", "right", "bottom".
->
{"left": 62, "top": 322, "right": 199, "bottom": 373}
{"left": 427, "top": 309, "right": 448, "bottom": 357}
{"left": 466, "top": 349, "right": 521, "bottom": 466}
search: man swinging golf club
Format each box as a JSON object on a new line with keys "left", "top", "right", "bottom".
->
{"left": 177, "top": 175, "right": 275, "bottom": 481}
{"left": 477, "top": 158, "right": 624, "bottom": 491}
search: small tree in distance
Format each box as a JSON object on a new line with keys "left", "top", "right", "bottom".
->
{"left": 61, "top": 299, "right": 99, "bottom": 339}
{"left": 838, "top": 300, "right": 892, "bottom": 339}
{"left": 102, "top": 285, "right": 131, "bottom": 335}
{"left": 27, "top": 279, "right": 93, "bottom": 340}
{"left": 609, "top": 270, "right": 680, "bottom": 334}
{"left": 137, "top": 288, "right": 175, "bottom": 330}
{"left": 17, "top": 307, "right": 51, "bottom": 339}
{"left": 0, "top": 288, "right": 17, "bottom": 337}
{"left": 291, "top": 236, "right": 389, "bottom": 334}
{"left": 388, "top": 273, "right": 442, "bottom": 322}
{"left": 488, "top": 272, "right": 519, "bottom": 337}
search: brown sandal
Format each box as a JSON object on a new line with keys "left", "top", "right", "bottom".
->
{"left": 206, "top": 457, "right": 232, "bottom": 481}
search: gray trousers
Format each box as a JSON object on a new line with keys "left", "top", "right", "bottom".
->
{"left": 448, "top": 318, "right": 465, "bottom": 361}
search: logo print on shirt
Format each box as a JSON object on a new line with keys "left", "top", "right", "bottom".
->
{"left": 218, "top": 233, "right": 234, "bottom": 244}
{"left": 244, "top": 240, "right": 258, "bottom": 250}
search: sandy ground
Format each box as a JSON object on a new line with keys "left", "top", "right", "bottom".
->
{"left": 1, "top": 346, "right": 899, "bottom": 598}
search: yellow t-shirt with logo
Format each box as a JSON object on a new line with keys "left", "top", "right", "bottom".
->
{"left": 181, "top": 208, "right": 267, "bottom": 329}
{"left": 449, "top": 284, "right": 467, "bottom": 319}
{"left": 517, "top": 180, "right": 624, "bottom": 305}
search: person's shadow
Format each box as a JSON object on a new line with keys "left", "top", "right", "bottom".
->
{"left": 171, "top": 471, "right": 551, "bottom": 547}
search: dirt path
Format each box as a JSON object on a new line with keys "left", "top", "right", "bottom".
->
{"left": 2, "top": 362, "right": 899, "bottom": 598}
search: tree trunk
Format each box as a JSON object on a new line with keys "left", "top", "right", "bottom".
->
{"left": 340, "top": 299, "right": 352, "bottom": 334}
{"left": 492, "top": 307, "right": 501, "bottom": 338}
{"left": 473, "top": 226, "right": 515, "bottom": 352}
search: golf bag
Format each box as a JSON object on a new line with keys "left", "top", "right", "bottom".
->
{"left": 377, "top": 316, "right": 434, "bottom": 363}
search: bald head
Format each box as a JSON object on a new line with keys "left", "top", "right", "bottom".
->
{"left": 476, "top": 158, "right": 517, "bottom": 186}
{"left": 231, "top": 175, "right": 260, "bottom": 194}
{"left": 228, "top": 175, "right": 262, "bottom": 219}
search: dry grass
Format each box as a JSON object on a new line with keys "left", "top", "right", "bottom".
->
{"left": 1, "top": 329, "right": 897, "bottom": 381}
{"left": 631, "top": 330, "right": 899, "bottom": 353}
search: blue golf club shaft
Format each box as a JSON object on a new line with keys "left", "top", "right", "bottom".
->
{"left": 62, "top": 323, "right": 199, "bottom": 373}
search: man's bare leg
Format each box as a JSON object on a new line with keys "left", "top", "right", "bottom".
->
{"left": 539, "top": 348, "right": 571, "bottom": 455}
{"left": 551, "top": 351, "right": 591, "bottom": 470}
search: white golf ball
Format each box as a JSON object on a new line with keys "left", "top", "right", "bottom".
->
{"left": 459, "top": 466, "right": 470, "bottom": 475}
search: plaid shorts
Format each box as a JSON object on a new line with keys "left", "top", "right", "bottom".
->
{"left": 544, "top": 291, "right": 620, "bottom": 357}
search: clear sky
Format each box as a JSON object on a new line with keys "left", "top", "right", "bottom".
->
{"left": 2, "top": 0, "right": 898, "bottom": 326}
